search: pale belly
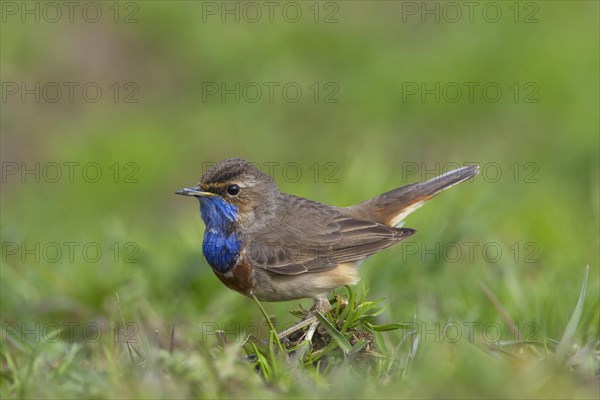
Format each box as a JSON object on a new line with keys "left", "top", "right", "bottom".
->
{"left": 250, "top": 262, "right": 362, "bottom": 301}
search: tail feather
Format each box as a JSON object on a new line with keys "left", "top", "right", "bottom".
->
{"left": 348, "top": 165, "right": 479, "bottom": 227}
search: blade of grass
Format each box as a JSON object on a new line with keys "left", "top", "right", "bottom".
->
{"left": 364, "top": 322, "right": 415, "bottom": 332}
{"left": 251, "top": 343, "right": 272, "bottom": 381}
{"left": 115, "top": 293, "right": 137, "bottom": 366}
{"left": 480, "top": 282, "right": 521, "bottom": 341}
{"left": 250, "top": 293, "right": 284, "bottom": 353}
{"left": 339, "top": 286, "right": 355, "bottom": 321}
{"left": 314, "top": 311, "right": 352, "bottom": 354}
{"left": 169, "top": 325, "right": 175, "bottom": 355}
{"left": 348, "top": 339, "right": 368, "bottom": 357}
{"left": 555, "top": 265, "right": 589, "bottom": 362}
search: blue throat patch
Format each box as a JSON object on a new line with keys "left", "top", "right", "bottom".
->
{"left": 198, "top": 196, "right": 241, "bottom": 273}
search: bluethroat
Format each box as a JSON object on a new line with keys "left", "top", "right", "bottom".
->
{"left": 176, "top": 158, "right": 478, "bottom": 317}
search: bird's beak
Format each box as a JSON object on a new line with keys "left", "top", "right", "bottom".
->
{"left": 175, "top": 186, "right": 216, "bottom": 197}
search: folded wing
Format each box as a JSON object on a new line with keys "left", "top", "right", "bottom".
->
{"left": 244, "top": 196, "right": 415, "bottom": 276}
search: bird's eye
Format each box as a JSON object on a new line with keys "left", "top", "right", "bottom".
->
{"left": 226, "top": 184, "right": 240, "bottom": 196}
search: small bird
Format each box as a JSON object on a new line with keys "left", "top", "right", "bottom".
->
{"left": 176, "top": 158, "right": 478, "bottom": 315}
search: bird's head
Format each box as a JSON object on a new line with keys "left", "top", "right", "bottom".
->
{"left": 176, "top": 158, "right": 279, "bottom": 228}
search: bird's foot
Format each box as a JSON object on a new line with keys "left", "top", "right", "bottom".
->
{"left": 277, "top": 314, "right": 317, "bottom": 341}
{"left": 278, "top": 297, "right": 331, "bottom": 343}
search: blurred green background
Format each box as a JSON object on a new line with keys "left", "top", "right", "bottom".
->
{"left": 1, "top": 1, "right": 598, "bottom": 398}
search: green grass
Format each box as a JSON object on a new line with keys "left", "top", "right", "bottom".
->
{"left": 1, "top": 278, "right": 597, "bottom": 398}
{"left": 1, "top": 1, "right": 599, "bottom": 398}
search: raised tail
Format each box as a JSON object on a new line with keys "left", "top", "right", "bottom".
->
{"left": 347, "top": 165, "right": 479, "bottom": 227}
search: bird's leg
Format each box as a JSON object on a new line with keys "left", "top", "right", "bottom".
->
{"left": 312, "top": 296, "right": 331, "bottom": 314}
{"left": 302, "top": 296, "right": 331, "bottom": 342}
{"left": 277, "top": 296, "right": 330, "bottom": 341}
